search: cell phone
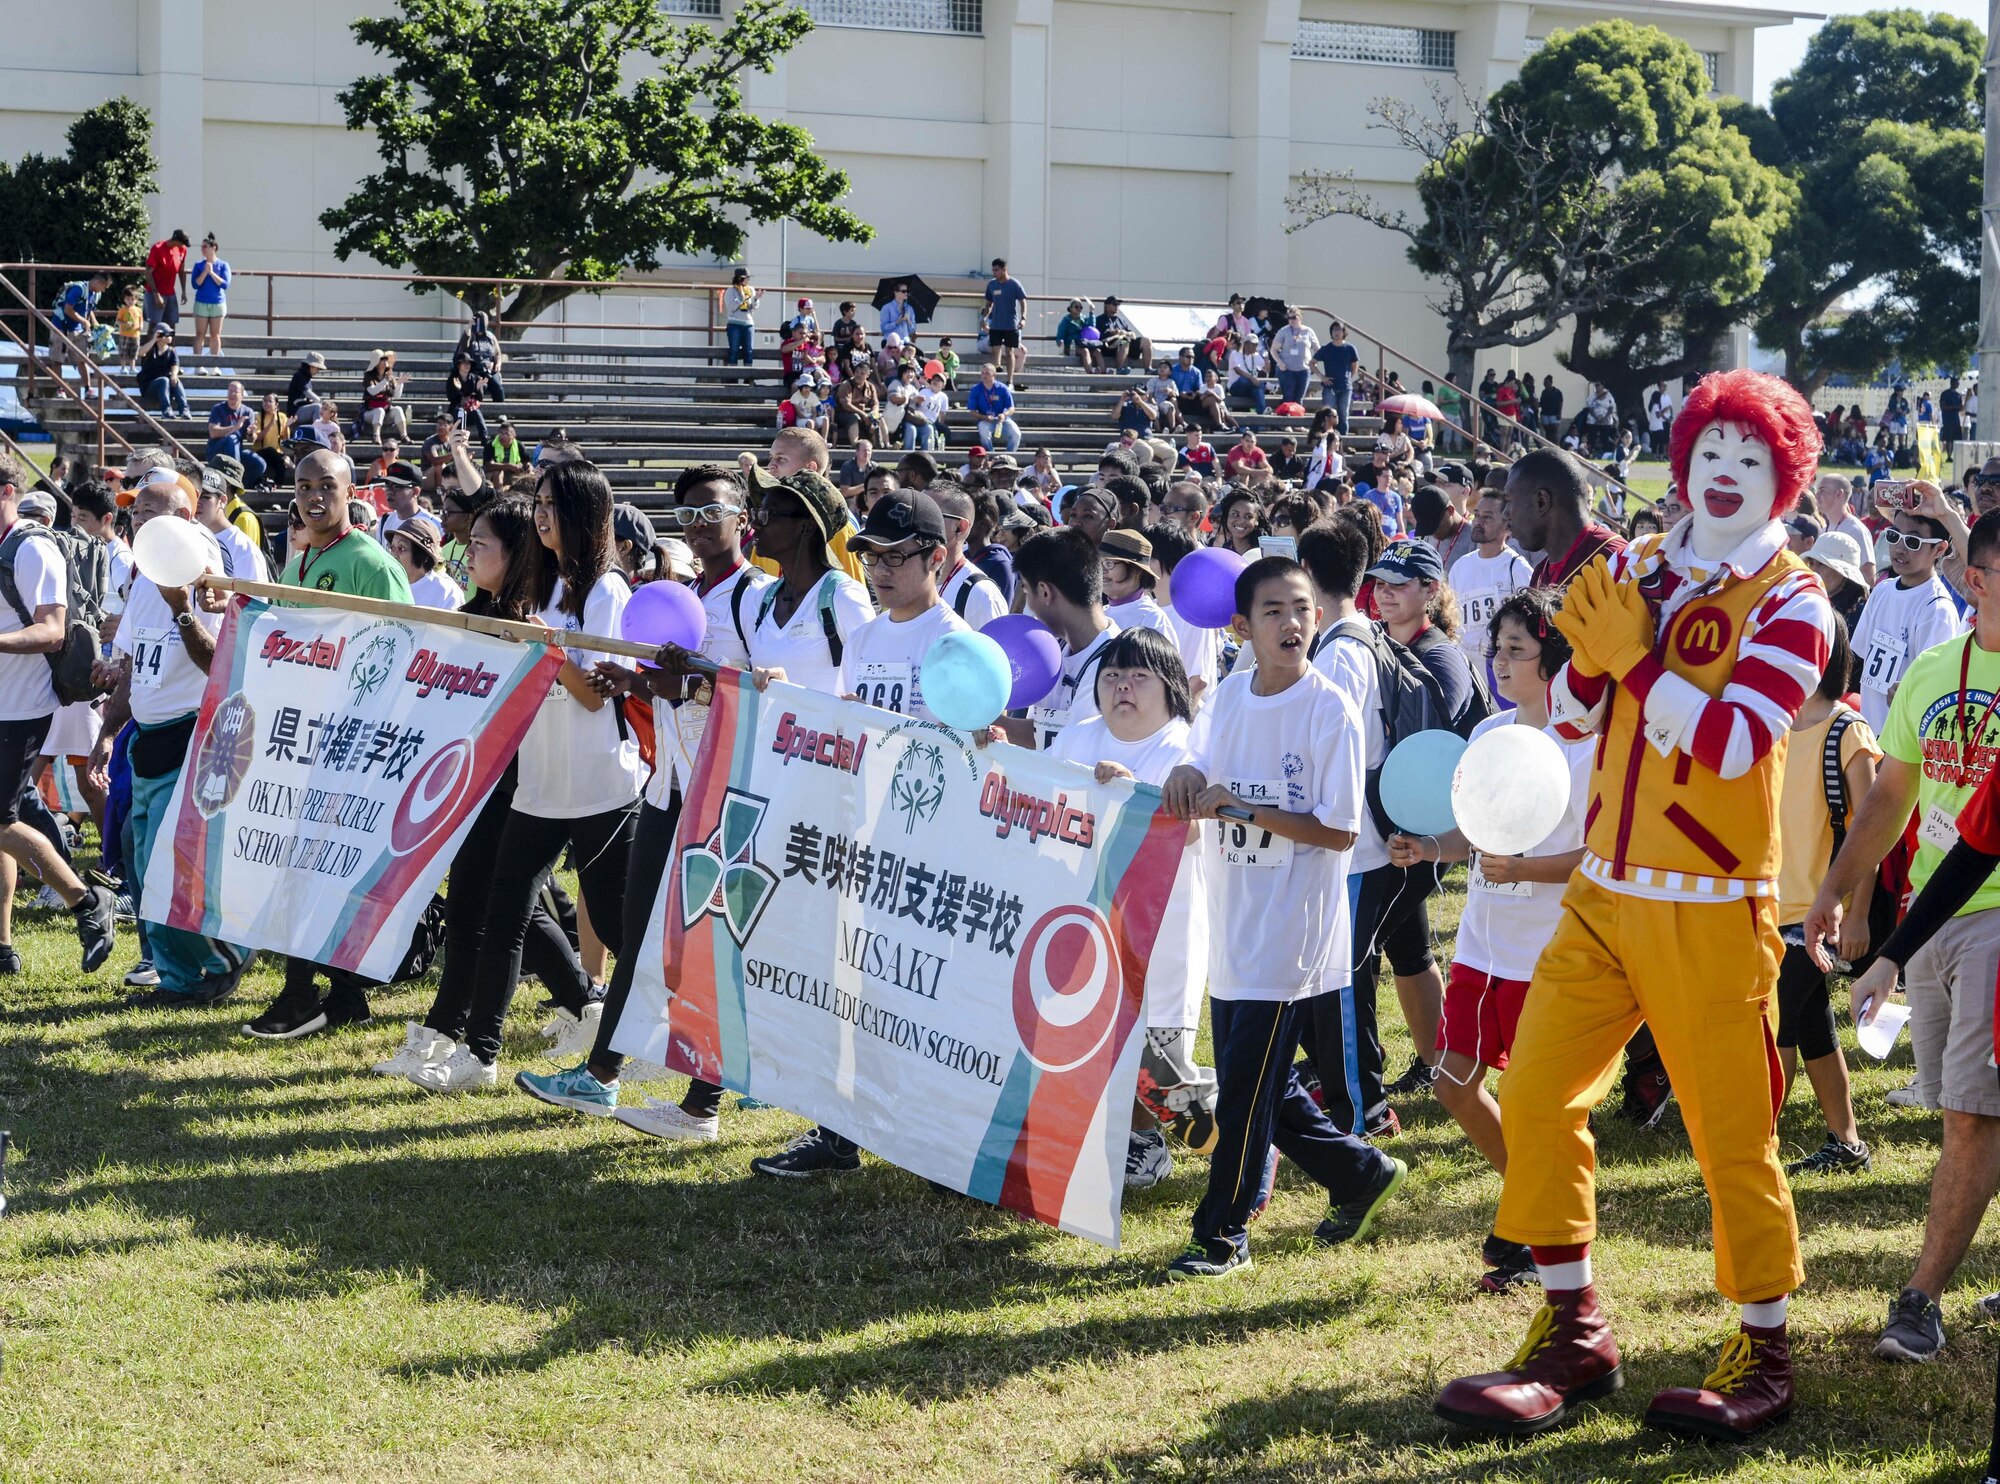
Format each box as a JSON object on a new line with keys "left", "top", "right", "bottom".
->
{"left": 1876, "top": 479, "right": 1914, "bottom": 509}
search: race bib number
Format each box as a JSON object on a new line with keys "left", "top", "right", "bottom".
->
{"left": 855, "top": 661, "right": 913, "bottom": 716}
{"left": 1920, "top": 803, "right": 1961, "bottom": 852}
{"left": 1460, "top": 589, "right": 1502, "bottom": 646}
{"left": 129, "top": 625, "right": 172, "bottom": 691}
{"left": 1862, "top": 631, "right": 1906, "bottom": 695}
{"left": 1469, "top": 853, "right": 1534, "bottom": 898}
{"left": 1215, "top": 779, "right": 1293, "bottom": 870}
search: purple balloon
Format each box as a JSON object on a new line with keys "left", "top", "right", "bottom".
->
{"left": 622, "top": 579, "right": 705, "bottom": 654}
{"left": 984, "top": 613, "right": 1063, "bottom": 709}
{"left": 1173, "top": 547, "right": 1249, "bottom": 629}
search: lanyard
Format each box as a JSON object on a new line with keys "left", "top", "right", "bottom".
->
{"left": 1957, "top": 640, "right": 2000, "bottom": 776}
{"left": 296, "top": 528, "right": 355, "bottom": 588}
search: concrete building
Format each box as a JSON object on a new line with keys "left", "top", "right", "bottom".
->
{"left": 1, "top": 0, "right": 1801, "bottom": 392}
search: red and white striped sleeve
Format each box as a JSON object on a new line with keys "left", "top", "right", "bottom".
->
{"left": 1623, "top": 568, "right": 1833, "bottom": 779}
{"left": 1545, "top": 546, "right": 1637, "bottom": 740}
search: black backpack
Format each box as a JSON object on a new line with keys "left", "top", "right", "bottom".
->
{"left": 0, "top": 524, "right": 109, "bottom": 705}
{"left": 1321, "top": 617, "right": 1458, "bottom": 840}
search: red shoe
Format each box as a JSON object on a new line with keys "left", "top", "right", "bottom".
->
{"left": 1434, "top": 1288, "right": 1624, "bottom": 1436}
{"left": 1644, "top": 1324, "right": 1793, "bottom": 1440}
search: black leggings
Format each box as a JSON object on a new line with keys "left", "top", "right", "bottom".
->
{"left": 425, "top": 780, "right": 588, "bottom": 1044}
{"left": 588, "top": 795, "right": 679, "bottom": 1079}
{"left": 1775, "top": 939, "right": 1837, "bottom": 1061}
{"left": 461, "top": 801, "right": 638, "bottom": 1065}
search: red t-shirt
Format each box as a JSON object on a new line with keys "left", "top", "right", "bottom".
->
{"left": 146, "top": 239, "right": 186, "bottom": 296}
{"left": 1531, "top": 524, "right": 1627, "bottom": 590}
{"left": 1224, "top": 446, "right": 1268, "bottom": 478}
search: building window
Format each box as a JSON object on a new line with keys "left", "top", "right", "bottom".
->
{"left": 1700, "top": 50, "right": 1721, "bottom": 88}
{"left": 662, "top": 0, "right": 723, "bottom": 14}
{"left": 1293, "top": 21, "right": 1456, "bottom": 70}
{"left": 803, "top": 0, "right": 981, "bottom": 35}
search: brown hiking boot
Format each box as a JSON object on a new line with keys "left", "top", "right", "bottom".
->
{"left": 1645, "top": 1323, "right": 1794, "bottom": 1440}
{"left": 1433, "top": 1287, "right": 1624, "bottom": 1436}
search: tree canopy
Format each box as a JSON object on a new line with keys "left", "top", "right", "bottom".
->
{"left": 0, "top": 98, "right": 158, "bottom": 287}
{"left": 1732, "top": 10, "right": 1984, "bottom": 392}
{"left": 1288, "top": 21, "right": 1789, "bottom": 405}
{"left": 321, "top": 0, "right": 874, "bottom": 331}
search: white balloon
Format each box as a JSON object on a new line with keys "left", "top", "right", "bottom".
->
{"left": 1451, "top": 723, "right": 1571, "bottom": 857}
{"left": 133, "top": 516, "right": 211, "bottom": 590}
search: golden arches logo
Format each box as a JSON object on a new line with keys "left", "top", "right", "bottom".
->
{"left": 1676, "top": 608, "right": 1732, "bottom": 665}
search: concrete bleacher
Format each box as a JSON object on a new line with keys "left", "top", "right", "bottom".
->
{"left": 28, "top": 332, "right": 1383, "bottom": 511}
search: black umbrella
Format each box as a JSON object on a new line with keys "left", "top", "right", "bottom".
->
{"left": 872, "top": 275, "right": 940, "bottom": 324}
{"left": 1243, "top": 296, "right": 1290, "bottom": 332}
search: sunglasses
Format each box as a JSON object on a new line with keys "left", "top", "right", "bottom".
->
{"left": 665, "top": 503, "right": 744, "bottom": 527}
{"left": 1884, "top": 529, "right": 1945, "bottom": 551}
{"left": 752, "top": 502, "right": 807, "bottom": 524}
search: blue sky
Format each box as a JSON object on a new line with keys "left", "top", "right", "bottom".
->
{"left": 1750, "top": 0, "right": 1986, "bottom": 103}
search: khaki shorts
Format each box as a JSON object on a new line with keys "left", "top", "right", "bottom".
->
{"left": 1905, "top": 906, "right": 2000, "bottom": 1117}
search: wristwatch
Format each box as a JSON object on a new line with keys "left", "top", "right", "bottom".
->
{"left": 175, "top": 611, "right": 196, "bottom": 630}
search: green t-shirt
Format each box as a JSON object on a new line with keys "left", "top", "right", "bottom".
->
{"left": 1880, "top": 630, "right": 2000, "bottom": 913}
{"left": 280, "top": 528, "right": 414, "bottom": 602}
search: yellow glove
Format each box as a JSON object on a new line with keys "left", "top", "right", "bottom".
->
{"left": 1575, "top": 560, "right": 1656, "bottom": 680}
{"left": 1550, "top": 559, "right": 1613, "bottom": 676}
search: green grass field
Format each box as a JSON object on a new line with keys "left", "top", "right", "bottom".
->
{"left": 3, "top": 854, "right": 1998, "bottom": 1484}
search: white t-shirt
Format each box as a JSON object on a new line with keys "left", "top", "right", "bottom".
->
{"left": 652, "top": 563, "right": 771, "bottom": 806}
{"left": 940, "top": 559, "right": 1008, "bottom": 631}
{"left": 1030, "top": 622, "right": 1120, "bottom": 749}
{"left": 1312, "top": 619, "right": 1388, "bottom": 873}
{"left": 1851, "top": 570, "right": 1963, "bottom": 731}
{"left": 1449, "top": 547, "right": 1532, "bottom": 665}
{"left": 1186, "top": 666, "right": 1365, "bottom": 1001}
{"left": 207, "top": 521, "right": 269, "bottom": 584}
{"left": 1108, "top": 591, "right": 1174, "bottom": 638}
{"left": 0, "top": 525, "right": 66, "bottom": 721}
{"left": 1050, "top": 715, "right": 1207, "bottom": 1031}
{"left": 1164, "top": 603, "right": 1221, "bottom": 702}
{"left": 409, "top": 570, "right": 463, "bottom": 612}
{"left": 105, "top": 535, "right": 135, "bottom": 598}
{"left": 1451, "top": 713, "right": 1593, "bottom": 982}
{"left": 749, "top": 570, "right": 875, "bottom": 697}
{"left": 515, "top": 572, "right": 645, "bottom": 817}
{"left": 839, "top": 601, "right": 970, "bottom": 724}
{"left": 114, "top": 528, "right": 227, "bottom": 725}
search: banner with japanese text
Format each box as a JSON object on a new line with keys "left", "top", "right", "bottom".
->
{"left": 609, "top": 671, "right": 1189, "bottom": 1248}
{"left": 145, "top": 595, "right": 562, "bottom": 981}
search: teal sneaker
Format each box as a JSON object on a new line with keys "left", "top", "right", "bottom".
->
{"left": 515, "top": 1062, "right": 619, "bottom": 1116}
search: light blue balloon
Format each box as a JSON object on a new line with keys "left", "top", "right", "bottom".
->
{"left": 922, "top": 629, "right": 1013, "bottom": 731}
{"left": 1379, "top": 729, "right": 1469, "bottom": 836}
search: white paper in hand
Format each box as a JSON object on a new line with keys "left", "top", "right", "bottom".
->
{"left": 1857, "top": 999, "right": 1911, "bottom": 1061}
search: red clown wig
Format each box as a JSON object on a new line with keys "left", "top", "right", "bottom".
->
{"left": 1668, "top": 368, "right": 1823, "bottom": 517}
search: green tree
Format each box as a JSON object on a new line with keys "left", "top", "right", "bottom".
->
{"left": 322, "top": 0, "right": 873, "bottom": 332}
{"left": 0, "top": 98, "right": 158, "bottom": 308}
{"left": 1732, "top": 11, "right": 1984, "bottom": 393}
{"left": 1287, "top": 22, "right": 1789, "bottom": 412}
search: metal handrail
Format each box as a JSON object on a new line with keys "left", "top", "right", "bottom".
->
{"left": 0, "top": 428, "right": 61, "bottom": 495}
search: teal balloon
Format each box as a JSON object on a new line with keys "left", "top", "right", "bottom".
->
{"left": 1379, "top": 730, "right": 1469, "bottom": 836}
{"left": 922, "top": 629, "right": 1013, "bottom": 731}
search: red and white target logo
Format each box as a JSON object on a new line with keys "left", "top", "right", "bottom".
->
{"left": 1012, "top": 905, "right": 1127, "bottom": 1072}
{"left": 389, "top": 738, "right": 476, "bottom": 856}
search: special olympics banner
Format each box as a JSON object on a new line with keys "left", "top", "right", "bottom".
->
{"left": 145, "top": 596, "right": 562, "bottom": 981}
{"left": 610, "top": 671, "right": 1188, "bottom": 1248}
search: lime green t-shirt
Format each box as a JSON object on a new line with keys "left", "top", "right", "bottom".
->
{"left": 280, "top": 528, "right": 414, "bottom": 602}
{"left": 1879, "top": 630, "right": 2000, "bottom": 912}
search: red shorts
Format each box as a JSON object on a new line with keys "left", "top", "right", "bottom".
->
{"left": 1436, "top": 961, "right": 1530, "bottom": 1070}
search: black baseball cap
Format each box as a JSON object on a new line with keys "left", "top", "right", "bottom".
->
{"left": 382, "top": 460, "right": 422, "bottom": 488}
{"left": 1434, "top": 461, "right": 1474, "bottom": 486}
{"left": 849, "top": 488, "right": 947, "bottom": 548}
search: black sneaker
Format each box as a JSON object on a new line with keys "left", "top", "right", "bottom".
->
{"left": 1386, "top": 1056, "right": 1440, "bottom": 1099}
{"left": 242, "top": 999, "right": 331, "bottom": 1040}
{"left": 1618, "top": 1066, "right": 1674, "bottom": 1129}
{"left": 1785, "top": 1132, "right": 1872, "bottom": 1177}
{"left": 751, "top": 1128, "right": 861, "bottom": 1178}
{"left": 72, "top": 886, "right": 117, "bottom": 973}
{"left": 1478, "top": 1236, "right": 1539, "bottom": 1293}
{"left": 186, "top": 951, "right": 255, "bottom": 1007}
{"left": 323, "top": 993, "right": 371, "bottom": 1030}
{"left": 1481, "top": 1232, "right": 1532, "bottom": 1268}
{"left": 1171, "top": 1102, "right": 1219, "bottom": 1155}
{"left": 0, "top": 944, "right": 19, "bottom": 975}
{"left": 1875, "top": 1287, "right": 1945, "bottom": 1362}
{"left": 1315, "top": 1155, "right": 1407, "bottom": 1246}
{"left": 1165, "top": 1239, "right": 1252, "bottom": 1281}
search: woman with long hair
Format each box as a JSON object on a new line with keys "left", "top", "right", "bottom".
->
{"left": 416, "top": 462, "right": 644, "bottom": 1090}
{"left": 374, "top": 497, "right": 594, "bottom": 1083}
{"left": 360, "top": 349, "right": 411, "bottom": 443}
{"left": 1211, "top": 487, "right": 1264, "bottom": 557}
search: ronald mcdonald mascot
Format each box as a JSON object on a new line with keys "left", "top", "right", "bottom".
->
{"left": 1434, "top": 369, "right": 1833, "bottom": 1441}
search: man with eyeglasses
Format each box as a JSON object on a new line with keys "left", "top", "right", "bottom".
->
{"left": 1849, "top": 502, "right": 1962, "bottom": 732}
{"left": 1161, "top": 483, "right": 1208, "bottom": 538}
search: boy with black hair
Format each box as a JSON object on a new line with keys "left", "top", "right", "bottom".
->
{"left": 1161, "top": 557, "right": 1404, "bottom": 1278}
{"left": 1007, "top": 529, "right": 1118, "bottom": 749}
{"left": 1850, "top": 507, "right": 1961, "bottom": 732}
{"left": 928, "top": 481, "right": 1008, "bottom": 629}
{"left": 1101, "top": 474, "right": 1151, "bottom": 532}
{"left": 1098, "top": 448, "right": 1140, "bottom": 485}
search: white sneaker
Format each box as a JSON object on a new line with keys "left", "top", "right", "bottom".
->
{"left": 408, "top": 1044, "right": 497, "bottom": 1092}
{"left": 538, "top": 1005, "right": 578, "bottom": 1045}
{"left": 1124, "top": 1128, "right": 1173, "bottom": 1190}
{"left": 613, "top": 1096, "right": 720, "bottom": 1142}
{"left": 373, "top": 1021, "right": 451, "bottom": 1078}
{"left": 546, "top": 1001, "right": 603, "bottom": 1061}
{"left": 620, "top": 1057, "right": 669, "bottom": 1085}
{"left": 1887, "top": 1078, "right": 1934, "bottom": 1109}
{"left": 124, "top": 960, "right": 161, "bottom": 989}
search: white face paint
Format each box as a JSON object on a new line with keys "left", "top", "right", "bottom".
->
{"left": 1686, "top": 419, "right": 1778, "bottom": 562}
